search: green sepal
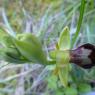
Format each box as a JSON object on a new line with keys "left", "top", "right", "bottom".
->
{"left": 49, "top": 50, "right": 57, "bottom": 60}
{"left": 56, "top": 51, "right": 70, "bottom": 87}
{"left": 58, "top": 26, "right": 70, "bottom": 50}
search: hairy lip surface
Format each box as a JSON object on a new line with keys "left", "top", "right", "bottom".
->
{"left": 70, "top": 43, "right": 95, "bottom": 69}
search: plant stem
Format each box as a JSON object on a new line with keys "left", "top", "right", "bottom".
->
{"left": 71, "top": 0, "right": 86, "bottom": 48}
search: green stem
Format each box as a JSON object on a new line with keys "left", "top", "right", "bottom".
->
{"left": 71, "top": 0, "right": 86, "bottom": 48}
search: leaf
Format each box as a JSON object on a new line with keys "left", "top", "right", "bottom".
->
{"left": 71, "top": 0, "right": 86, "bottom": 48}
{"left": 58, "top": 26, "right": 70, "bottom": 50}
{"left": 56, "top": 51, "right": 70, "bottom": 87}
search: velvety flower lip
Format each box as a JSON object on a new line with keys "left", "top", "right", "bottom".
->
{"left": 70, "top": 43, "right": 95, "bottom": 69}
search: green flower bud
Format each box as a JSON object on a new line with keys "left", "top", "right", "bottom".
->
{"left": 13, "top": 33, "right": 47, "bottom": 64}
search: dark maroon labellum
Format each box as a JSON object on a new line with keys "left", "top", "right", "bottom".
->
{"left": 70, "top": 43, "right": 95, "bottom": 69}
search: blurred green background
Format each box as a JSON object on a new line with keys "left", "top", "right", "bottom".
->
{"left": 0, "top": 0, "right": 95, "bottom": 95}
